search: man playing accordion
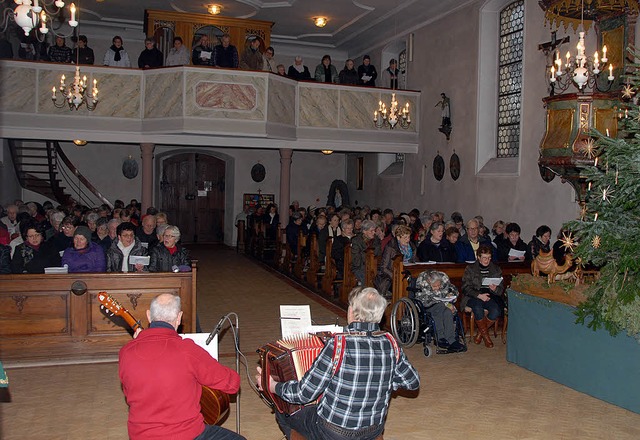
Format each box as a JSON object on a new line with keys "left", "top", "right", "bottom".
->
{"left": 257, "top": 287, "right": 420, "bottom": 440}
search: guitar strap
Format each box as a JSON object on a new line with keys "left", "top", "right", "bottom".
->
{"left": 330, "top": 331, "right": 400, "bottom": 376}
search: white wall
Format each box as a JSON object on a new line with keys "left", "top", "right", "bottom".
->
{"left": 348, "top": 0, "right": 578, "bottom": 239}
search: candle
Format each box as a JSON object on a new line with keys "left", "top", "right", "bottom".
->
{"left": 594, "top": 213, "right": 598, "bottom": 222}
{"left": 39, "top": 11, "right": 48, "bottom": 33}
{"left": 566, "top": 51, "right": 570, "bottom": 64}
{"left": 615, "top": 163, "right": 618, "bottom": 184}
{"left": 550, "top": 66, "right": 555, "bottom": 81}
{"left": 588, "top": 182, "right": 592, "bottom": 191}
{"left": 602, "top": 45, "right": 607, "bottom": 61}
{"left": 594, "top": 157, "right": 598, "bottom": 167}
{"left": 52, "top": 86, "right": 56, "bottom": 99}
{"left": 70, "top": 3, "right": 76, "bottom": 22}
{"left": 60, "top": 75, "right": 65, "bottom": 85}
{"left": 606, "top": 128, "right": 610, "bottom": 137}
{"left": 608, "top": 64, "right": 614, "bottom": 81}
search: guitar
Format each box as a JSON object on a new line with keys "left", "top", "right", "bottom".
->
{"left": 98, "top": 292, "right": 230, "bottom": 426}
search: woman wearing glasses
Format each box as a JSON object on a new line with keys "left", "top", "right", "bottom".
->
{"left": 10, "top": 220, "right": 61, "bottom": 273}
{"left": 148, "top": 225, "right": 191, "bottom": 272}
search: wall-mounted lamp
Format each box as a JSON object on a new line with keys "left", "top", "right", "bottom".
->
{"left": 73, "top": 139, "right": 88, "bottom": 146}
{"left": 313, "top": 17, "right": 328, "bottom": 28}
{"left": 321, "top": 149, "right": 333, "bottom": 155}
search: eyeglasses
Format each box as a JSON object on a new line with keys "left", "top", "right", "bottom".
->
{"left": 27, "top": 233, "right": 42, "bottom": 239}
{"left": 61, "top": 224, "right": 74, "bottom": 229}
{"left": 120, "top": 233, "right": 135, "bottom": 238}
{"left": 164, "top": 235, "right": 177, "bottom": 239}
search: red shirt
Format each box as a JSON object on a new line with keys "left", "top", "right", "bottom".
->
{"left": 119, "top": 325, "right": 240, "bottom": 439}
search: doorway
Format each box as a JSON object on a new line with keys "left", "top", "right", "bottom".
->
{"left": 160, "top": 153, "right": 225, "bottom": 243}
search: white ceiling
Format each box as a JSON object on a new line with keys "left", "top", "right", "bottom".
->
{"left": 78, "top": 0, "right": 474, "bottom": 54}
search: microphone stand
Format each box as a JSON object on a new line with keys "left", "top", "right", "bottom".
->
{"left": 206, "top": 313, "right": 241, "bottom": 434}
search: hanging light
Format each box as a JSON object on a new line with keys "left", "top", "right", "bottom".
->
{"left": 207, "top": 4, "right": 222, "bottom": 15}
{"left": 52, "top": 65, "right": 99, "bottom": 111}
{"left": 313, "top": 17, "right": 328, "bottom": 28}
{"left": 4, "top": 1, "right": 78, "bottom": 36}
{"left": 373, "top": 93, "right": 411, "bottom": 129}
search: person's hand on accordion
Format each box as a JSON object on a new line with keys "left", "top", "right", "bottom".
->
{"left": 255, "top": 366, "right": 277, "bottom": 394}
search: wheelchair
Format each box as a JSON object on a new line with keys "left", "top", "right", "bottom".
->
{"left": 390, "top": 272, "right": 467, "bottom": 357}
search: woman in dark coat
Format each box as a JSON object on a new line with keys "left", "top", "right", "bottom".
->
{"left": 11, "top": 221, "right": 61, "bottom": 273}
{"left": 375, "top": 225, "right": 416, "bottom": 297}
{"left": 148, "top": 225, "right": 191, "bottom": 272}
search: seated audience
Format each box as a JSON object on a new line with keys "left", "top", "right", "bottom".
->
{"left": 455, "top": 218, "right": 492, "bottom": 263}
{"left": 314, "top": 55, "right": 338, "bottom": 83}
{"left": 287, "top": 56, "right": 311, "bottom": 80}
{"left": 350, "top": 220, "right": 381, "bottom": 284}
{"left": 149, "top": 225, "right": 191, "bottom": 272}
{"left": 155, "top": 212, "right": 168, "bottom": 227}
{"left": 85, "top": 212, "right": 99, "bottom": 233}
{"left": 357, "top": 55, "right": 377, "bottom": 86}
{"left": 381, "top": 58, "right": 400, "bottom": 89}
{"left": 136, "top": 215, "right": 159, "bottom": 249}
{"left": 138, "top": 37, "right": 163, "bottom": 69}
{"left": 528, "top": 225, "right": 552, "bottom": 259}
{"left": 375, "top": 225, "right": 416, "bottom": 296}
{"left": 11, "top": 221, "right": 61, "bottom": 273}
{"left": 239, "top": 36, "right": 263, "bottom": 70}
{"left": 45, "top": 211, "right": 65, "bottom": 241}
{"left": 1, "top": 204, "right": 20, "bottom": 241}
{"left": 285, "top": 212, "right": 305, "bottom": 257}
{"left": 497, "top": 222, "right": 528, "bottom": 262}
{"left": 313, "top": 215, "right": 329, "bottom": 263}
{"left": 213, "top": 33, "right": 239, "bottom": 68}
{"left": 461, "top": 245, "right": 505, "bottom": 348}
{"left": 331, "top": 219, "right": 355, "bottom": 279}
{"left": 415, "top": 271, "right": 465, "bottom": 353}
{"left": 276, "top": 64, "right": 286, "bottom": 76}
{"left": 452, "top": 212, "right": 465, "bottom": 237}
{"left": 50, "top": 215, "right": 78, "bottom": 253}
{"left": 165, "top": 37, "right": 190, "bottom": 66}
{"left": 492, "top": 220, "right": 507, "bottom": 248}
{"left": 417, "top": 222, "right": 456, "bottom": 262}
{"left": 192, "top": 35, "right": 213, "bottom": 66}
{"left": 103, "top": 35, "right": 131, "bottom": 67}
{"left": 72, "top": 35, "right": 94, "bottom": 65}
{"left": 262, "top": 46, "right": 277, "bottom": 72}
{"left": 94, "top": 217, "right": 111, "bottom": 252}
{"left": 327, "top": 213, "right": 341, "bottom": 238}
{"left": 338, "top": 59, "right": 359, "bottom": 85}
{"left": 48, "top": 36, "right": 72, "bottom": 63}
{"left": 263, "top": 203, "right": 279, "bottom": 241}
{"left": 106, "top": 222, "right": 148, "bottom": 273}
{"left": 61, "top": 226, "right": 106, "bottom": 273}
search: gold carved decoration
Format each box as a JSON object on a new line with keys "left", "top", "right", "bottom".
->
{"left": 541, "top": 108, "right": 575, "bottom": 149}
{"left": 594, "top": 107, "right": 618, "bottom": 138}
{"left": 154, "top": 20, "right": 175, "bottom": 31}
{"left": 579, "top": 103, "right": 591, "bottom": 133}
{"left": 602, "top": 25, "right": 624, "bottom": 71}
{"left": 12, "top": 295, "right": 27, "bottom": 313}
{"left": 540, "top": 0, "right": 639, "bottom": 31}
{"left": 127, "top": 293, "right": 143, "bottom": 310}
{"left": 245, "top": 28, "right": 265, "bottom": 40}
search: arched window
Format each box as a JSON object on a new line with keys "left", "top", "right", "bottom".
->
{"left": 476, "top": 0, "right": 525, "bottom": 175}
{"left": 497, "top": 1, "right": 524, "bottom": 158}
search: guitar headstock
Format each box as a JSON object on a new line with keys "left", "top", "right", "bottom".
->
{"left": 97, "top": 292, "right": 124, "bottom": 318}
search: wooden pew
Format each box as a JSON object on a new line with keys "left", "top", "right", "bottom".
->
{"left": 321, "top": 238, "right": 338, "bottom": 296}
{"left": 236, "top": 219, "right": 246, "bottom": 253}
{"left": 293, "top": 231, "right": 308, "bottom": 279}
{"left": 364, "top": 248, "right": 381, "bottom": 287}
{"left": 340, "top": 244, "right": 356, "bottom": 304}
{"left": 0, "top": 262, "right": 198, "bottom": 366}
{"left": 306, "top": 233, "right": 323, "bottom": 289}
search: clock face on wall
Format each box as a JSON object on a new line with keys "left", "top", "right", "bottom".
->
{"left": 251, "top": 163, "right": 266, "bottom": 182}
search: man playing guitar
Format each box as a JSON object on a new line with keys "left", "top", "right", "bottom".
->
{"left": 257, "top": 287, "right": 420, "bottom": 440}
{"left": 119, "top": 293, "right": 245, "bottom": 440}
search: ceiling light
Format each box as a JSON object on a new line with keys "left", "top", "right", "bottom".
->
{"left": 314, "top": 17, "right": 328, "bottom": 28}
{"left": 321, "top": 149, "right": 333, "bottom": 155}
{"left": 207, "top": 4, "right": 222, "bottom": 15}
{"left": 73, "top": 139, "right": 88, "bottom": 146}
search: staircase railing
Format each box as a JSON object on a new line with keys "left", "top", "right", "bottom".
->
{"left": 49, "top": 141, "right": 113, "bottom": 209}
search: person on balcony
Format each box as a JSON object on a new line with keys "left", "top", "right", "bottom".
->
{"left": 103, "top": 36, "right": 131, "bottom": 67}
{"left": 48, "top": 36, "right": 72, "bottom": 63}
{"left": 165, "top": 37, "right": 190, "bottom": 66}
{"left": 72, "top": 35, "right": 94, "bottom": 65}
{"left": 262, "top": 46, "right": 277, "bottom": 72}
{"left": 191, "top": 34, "right": 213, "bottom": 66}
{"left": 61, "top": 226, "right": 106, "bottom": 273}
{"left": 287, "top": 56, "right": 311, "bottom": 80}
{"left": 239, "top": 36, "right": 263, "bottom": 70}
{"left": 314, "top": 55, "right": 338, "bottom": 83}
{"left": 381, "top": 58, "right": 400, "bottom": 89}
{"left": 137, "top": 37, "right": 163, "bottom": 69}
{"left": 213, "top": 33, "right": 239, "bottom": 69}
{"left": 338, "top": 59, "right": 359, "bottom": 85}
{"left": 357, "top": 55, "right": 377, "bottom": 87}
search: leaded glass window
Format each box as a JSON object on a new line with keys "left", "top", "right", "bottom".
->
{"left": 497, "top": 1, "right": 524, "bottom": 158}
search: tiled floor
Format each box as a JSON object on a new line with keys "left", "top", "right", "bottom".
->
{"left": 2, "top": 246, "right": 640, "bottom": 439}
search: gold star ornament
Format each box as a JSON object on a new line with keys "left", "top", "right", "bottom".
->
{"left": 580, "top": 138, "right": 597, "bottom": 159}
{"left": 560, "top": 232, "right": 577, "bottom": 252}
{"left": 622, "top": 84, "right": 634, "bottom": 100}
{"left": 591, "top": 235, "right": 601, "bottom": 249}
{"left": 601, "top": 185, "right": 613, "bottom": 203}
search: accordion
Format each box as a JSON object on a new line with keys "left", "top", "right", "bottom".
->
{"left": 257, "top": 334, "right": 326, "bottom": 415}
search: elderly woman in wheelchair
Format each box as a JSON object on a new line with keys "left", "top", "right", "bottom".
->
{"left": 391, "top": 270, "right": 466, "bottom": 355}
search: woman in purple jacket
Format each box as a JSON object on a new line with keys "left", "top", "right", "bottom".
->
{"left": 61, "top": 226, "right": 106, "bottom": 273}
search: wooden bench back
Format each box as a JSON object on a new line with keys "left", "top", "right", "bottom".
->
{"left": 365, "top": 248, "right": 381, "bottom": 287}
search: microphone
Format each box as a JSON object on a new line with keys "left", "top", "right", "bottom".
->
{"left": 206, "top": 315, "right": 226, "bottom": 345}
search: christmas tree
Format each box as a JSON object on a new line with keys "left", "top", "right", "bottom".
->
{"left": 564, "top": 62, "right": 640, "bottom": 339}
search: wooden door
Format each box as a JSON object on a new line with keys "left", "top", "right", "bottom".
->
{"left": 160, "top": 153, "right": 225, "bottom": 243}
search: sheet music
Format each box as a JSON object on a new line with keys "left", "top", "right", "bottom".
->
{"left": 181, "top": 333, "right": 218, "bottom": 360}
{"left": 508, "top": 248, "right": 526, "bottom": 258}
{"left": 482, "top": 277, "right": 503, "bottom": 286}
{"left": 45, "top": 265, "right": 68, "bottom": 274}
{"left": 200, "top": 51, "right": 212, "bottom": 60}
{"left": 129, "top": 255, "right": 150, "bottom": 265}
{"left": 280, "top": 305, "right": 312, "bottom": 338}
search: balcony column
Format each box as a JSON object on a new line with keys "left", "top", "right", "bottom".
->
{"left": 140, "top": 143, "right": 155, "bottom": 213}
{"left": 279, "top": 148, "right": 293, "bottom": 226}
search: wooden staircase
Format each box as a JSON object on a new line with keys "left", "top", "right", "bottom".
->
{"left": 8, "top": 140, "right": 112, "bottom": 208}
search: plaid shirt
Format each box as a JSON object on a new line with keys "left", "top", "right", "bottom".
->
{"left": 276, "top": 322, "right": 420, "bottom": 429}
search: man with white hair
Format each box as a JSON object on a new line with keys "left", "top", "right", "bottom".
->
{"left": 287, "top": 56, "right": 311, "bottom": 80}
{"left": 119, "top": 294, "right": 244, "bottom": 440}
{"left": 257, "top": 287, "right": 420, "bottom": 440}
{"left": 1, "top": 204, "right": 20, "bottom": 241}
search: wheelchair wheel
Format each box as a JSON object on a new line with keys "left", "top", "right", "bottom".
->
{"left": 390, "top": 298, "right": 419, "bottom": 347}
{"left": 423, "top": 345, "right": 432, "bottom": 357}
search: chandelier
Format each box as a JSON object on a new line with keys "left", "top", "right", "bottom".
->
{"left": 2, "top": 1, "right": 78, "bottom": 36}
{"left": 547, "top": 0, "right": 615, "bottom": 92}
{"left": 52, "top": 65, "right": 98, "bottom": 110}
{"left": 373, "top": 93, "right": 410, "bottom": 129}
